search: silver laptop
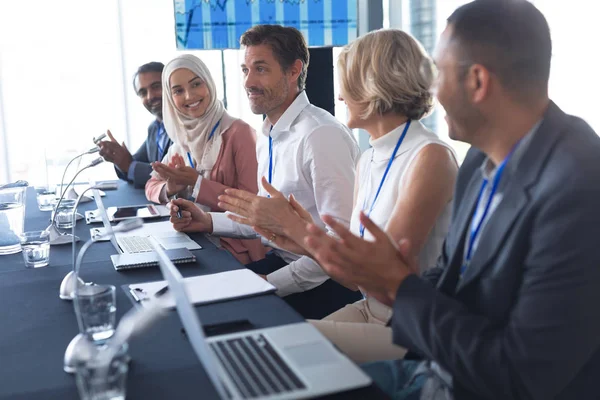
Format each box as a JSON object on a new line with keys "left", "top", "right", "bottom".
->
{"left": 92, "top": 190, "right": 197, "bottom": 270}
{"left": 150, "top": 238, "right": 372, "bottom": 400}
{"left": 91, "top": 190, "right": 198, "bottom": 254}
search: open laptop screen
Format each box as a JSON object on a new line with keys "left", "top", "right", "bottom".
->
{"left": 149, "top": 238, "right": 230, "bottom": 399}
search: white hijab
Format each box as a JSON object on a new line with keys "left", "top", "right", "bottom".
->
{"left": 161, "top": 54, "right": 234, "bottom": 177}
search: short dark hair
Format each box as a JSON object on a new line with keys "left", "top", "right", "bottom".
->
{"left": 132, "top": 61, "right": 165, "bottom": 92}
{"left": 447, "top": 0, "right": 551, "bottom": 99}
{"left": 240, "top": 25, "right": 309, "bottom": 90}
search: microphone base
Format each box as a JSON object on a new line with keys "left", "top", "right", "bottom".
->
{"left": 65, "top": 187, "right": 93, "bottom": 203}
{"left": 63, "top": 333, "right": 96, "bottom": 374}
{"left": 47, "top": 224, "right": 80, "bottom": 246}
{"left": 64, "top": 334, "right": 131, "bottom": 374}
{"left": 59, "top": 271, "right": 85, "bottom": 300}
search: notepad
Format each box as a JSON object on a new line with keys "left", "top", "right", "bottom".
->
{"left": 128, "top": 269, "right": 276, "bottom": 308}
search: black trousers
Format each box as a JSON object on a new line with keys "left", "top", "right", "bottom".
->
{"left": 246, "top": 253, "right": 362, "bottom": 320}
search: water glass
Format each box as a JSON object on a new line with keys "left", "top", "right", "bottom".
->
{"left": 19, "top": 231, "right": 50, "bottom": 268}
{"left": 77, "top": 284, "right": 117, "bottom": 344}
{"left": 0, "top": 185, "right": 26, "bottom": 255}
{"left": 35, "top": 187, "right": 58, "bottom": 212}
{"left": 54, "top": 199, "right": 77, "bottom": 229}
{"left": 75, "top": 347, "right": 128, "bottom": 400}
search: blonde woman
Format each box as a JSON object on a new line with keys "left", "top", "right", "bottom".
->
{"left": 215, "top": 29, "right": 458, "bottom": 362}
{"left": 146, "top": 54, "right": 265, "bottom": 264}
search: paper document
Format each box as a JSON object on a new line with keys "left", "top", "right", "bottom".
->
{"left": 129, "top": 269, "right": 276, "bottom": 308}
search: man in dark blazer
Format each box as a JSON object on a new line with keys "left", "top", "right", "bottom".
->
{"left": 98, "top": 62, "right": 172, "bottom": 188}
{"left": 303, "top": 1, "right": 600, "bottom": 399}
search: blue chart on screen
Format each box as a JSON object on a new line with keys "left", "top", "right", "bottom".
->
{"left": 174, "top": 0, "right": 358, "bottom": 49}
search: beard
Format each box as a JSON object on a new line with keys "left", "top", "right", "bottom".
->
{"left": 246, "top": 77, "right": 289, "bottom": 116}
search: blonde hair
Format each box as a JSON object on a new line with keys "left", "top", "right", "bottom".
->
{"left": 338, "top": 29, "right": 435, "bottom": 120}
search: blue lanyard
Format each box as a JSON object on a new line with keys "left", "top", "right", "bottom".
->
{"left": 156, "top": 122, "right": 165, "bottom": 160}
{"left": 186, "top": 120, "right": 220, "bottom": 170}
{"left": 360, "top": 120, "right": 411, "bottom": 238}
{"left": 208, "top": 119, "right": 221, "bottom": 141}
{"left": 461, "top": 141, "right": 522, "bottom": 276}
{"left": 268, "top": 125, "right": 274, "bottom": 194}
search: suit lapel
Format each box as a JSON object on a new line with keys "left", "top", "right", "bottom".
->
{"left": 455, "top": 182, "right": 529, "bottom": 291}
{"left": 436, "top": 172, "right": 481, "bottom": 293}
{"left": 455, "top": 101, "right": 566, "bottom": 292}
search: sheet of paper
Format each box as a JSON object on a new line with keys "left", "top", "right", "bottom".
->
{"left": 129, "top": 269, "right": 276, "bottom": 308}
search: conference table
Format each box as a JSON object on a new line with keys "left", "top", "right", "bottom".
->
{"left": 0, "top": 184, "right": 386, "bottom": 399}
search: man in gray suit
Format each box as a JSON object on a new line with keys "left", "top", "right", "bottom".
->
{"left": 303, "top": 1, "right": 600, "bottom": 399}
{"left": 99, "top": 61, "right": 172, "bottom": 188}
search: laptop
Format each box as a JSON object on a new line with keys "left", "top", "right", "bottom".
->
{"left": 91, "top": 189, "right": 197, "bottom": 270}
{"left": 149, "top": 238, "right": 372, "bottom": 399}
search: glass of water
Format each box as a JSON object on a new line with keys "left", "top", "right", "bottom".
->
{"left": 35, "top": 187, "right": 58, "bottom": 212}
{"left": 77, "top": 284, "right": 117, "bottom": 344}
{"left": 20, "top": 230, "right": 50, "bottom": 268}
{"left": 53, "top": 199, "right": 77, "bottom": 229}
{"left": 75, "top": 345, "right": 129, "bottom": 400}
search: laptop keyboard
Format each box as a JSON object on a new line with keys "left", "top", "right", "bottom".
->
{"left": 118, "top": 236, "right": 153, "bottom": 253}
{"left": 210, "top": 334, "right": 306, "bottom": 399}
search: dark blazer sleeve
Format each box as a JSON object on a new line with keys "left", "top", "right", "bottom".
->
{"left": 130, "top": 141, "right": 153, "bottom": 188}
{"left": 115, "top": 122, "right": 158, "bottom": 188}
{"left": 389, "top": 159, "right": 600, "bottom": 399}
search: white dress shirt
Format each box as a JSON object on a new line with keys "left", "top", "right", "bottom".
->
{"left": 210, "top": 91, "right": 360, "bottom": 296}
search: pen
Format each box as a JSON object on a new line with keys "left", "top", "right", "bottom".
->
{"left": 174, "top": 194, "right": 183, "bottom": 219}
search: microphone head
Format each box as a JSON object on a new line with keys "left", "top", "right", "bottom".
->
{"left": 89, "top": 157, "right": 104, "bottom": 167}
{"left": 87, "top": 147, "right": 100, "bottom": 154}
{"left": 93, "top": 133, "right": 107, "bottom": 144}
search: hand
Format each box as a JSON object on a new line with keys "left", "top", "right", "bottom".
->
{"left": 98, "top": 130, "right": 133, "bottom": 172}
{"left": 152, "top": 153, "right": 199, "bottom": 196}
{"left": 218, "top": 177, "right": 312, "bottom": 238}
{"left": 303, "top": 212, "right": 418, "bottom": 306}
{"left": 168, "top": 198, "right": 213, "bottom": 233}
{"left": 253, "top": 226, "right": 310, "bottom": 256}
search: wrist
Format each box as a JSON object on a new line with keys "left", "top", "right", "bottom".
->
{"left": 205, "top": 214, "right": 214, "bottom": 234}
{"left": 188, "top": 173, "right": 200, "bottom": 186}
{"left": 386, "top": 271, "right": 411, "bottom": 305}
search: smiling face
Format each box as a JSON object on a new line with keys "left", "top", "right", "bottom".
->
{"left": 169, "top": 68, "right": 211, "bottom": 119}
{"left": 433, "top": 26, "right": 485, "bottom": 143}
{"left": 241, "top": 44, "right": 292, "bottom": 117}
{"left": 135, "top": 71, "right": 163, "bottom": 120}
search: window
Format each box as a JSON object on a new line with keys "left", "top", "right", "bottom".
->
{"left": 384, "top": 0, "right": 600, "bottom": 162}
{"left": 0, "top": 0, "right": 263, "bottom": 185}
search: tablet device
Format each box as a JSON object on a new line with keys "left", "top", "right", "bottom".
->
{"left": 108, "top": 204, "right": 161, "bottom": 221}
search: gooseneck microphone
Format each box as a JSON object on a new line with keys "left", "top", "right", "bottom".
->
{"left": 59, "top": 147, "right": 101, "bottom": 197}
{"left": 62, "top": 216, "right": 144, "bottom": 373}
{"left": 46, "top": 157, "right": 105, "bottom": 246}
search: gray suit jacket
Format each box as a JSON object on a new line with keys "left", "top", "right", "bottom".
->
{"left": 115, "top": 120, "right": 172, "bottom": 188}
{"left": 391, "top": 102, "right": 600, "bottom": 399}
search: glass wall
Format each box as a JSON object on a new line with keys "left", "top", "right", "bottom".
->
{"left": 386, "top": 0, "right": 600, "bottom": 162}
{"left": 1, "top": 0, "right": 598, "bottom": 183}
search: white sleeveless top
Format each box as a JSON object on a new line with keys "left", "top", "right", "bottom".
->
{"left": 350, "top": 120, "right": 456, "bottom": 322}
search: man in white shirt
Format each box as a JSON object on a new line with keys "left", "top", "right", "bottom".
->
{"left": 169, "top": 25, "right": 361, "bottom": 319}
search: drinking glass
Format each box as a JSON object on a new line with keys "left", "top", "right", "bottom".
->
{"left": 0, "top": 185, "right": 26, "bottom": 255}
{"left": 20, "top": 230, "right": 50, "bottom": 268}
{"left": 35, "top": 187, "right": 58, "bottom": 212}
{"left": 77, "top": 284, "right": 117, "bottom": 344}
{"left": 75, "top": 345, "right": 128, "bottom": 400}
{"left": 54, "top": 199, "right": 77, "bottom": 229}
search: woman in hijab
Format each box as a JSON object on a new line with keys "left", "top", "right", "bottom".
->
{"left": 145, "top": 54, "right": 265, "bottom": 264}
